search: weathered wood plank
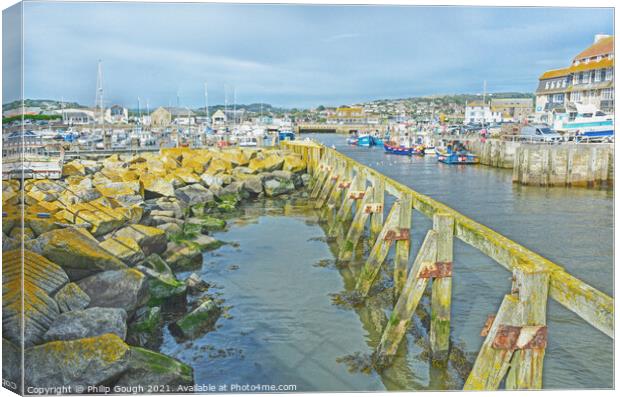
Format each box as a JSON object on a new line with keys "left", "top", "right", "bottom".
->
{"left": 369, "top": 175, "right": 385, "bottom": 243}
{"left": 430, "top": 213, "right": 454, "bottom": 359}
{"left": 327, "top": 172, "right": 362, "bottom": 238}
{"left": 393, "top": 192, "right": 412, "bottom": 300}
{"left": 355, "top": 202, "right": 401, "bottom": 297}
{"left": 374, "top": 230, "right": 438, "bottom": 363}
{"left": 338, "top": 186, "right": 374, "bottom": 261}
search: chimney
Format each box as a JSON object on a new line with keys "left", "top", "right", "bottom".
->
{"left": 594, "top": 34, "right": 611, "bottom": 44}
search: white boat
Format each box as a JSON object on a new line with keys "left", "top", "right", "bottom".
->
{"left": 553, "top": 103, "right": 614, "bottom": 140}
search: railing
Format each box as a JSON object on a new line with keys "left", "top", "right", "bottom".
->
{"left": 281, "top": 140, "right": 613, "bottom": 390}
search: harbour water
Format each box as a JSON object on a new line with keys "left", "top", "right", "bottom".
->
{"left": 160, "top": 136, "right": 612, "bottom": 390}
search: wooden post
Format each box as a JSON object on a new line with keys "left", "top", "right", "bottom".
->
{"left": 505, "top": 269, "right": 550, "bottom": 390}
{"left": 315, "top": 158, "right": 340, "bottom": 209}
{"left": 464, "top": 294, "right": 520, "bottom": 390}
{"left": 309, "top": 154, "right": 331, "bottom": 199}
{"left": 322, "top": 162, "right": 350, "bottom": 224}
{"left": 355, "top": 201, "right": 400, "bottom": 297}
{"left": 430, "top": 212, "right": 454, "bottom": 360}
{"left": 369, "top": 175, "right": 385, "bottom": 243}
{"left": 393, "top": 192, "right": 412, "bottom": 300}
{"left": 374, "top": 230, "right": 438, "bottom": 363}
{"left": 328, "top": 170, "right": 363, "bottom": 238}
{"left": 338, "top": 185, "right": 374, "bottom": 262}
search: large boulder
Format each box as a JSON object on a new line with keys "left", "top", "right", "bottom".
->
{"left": 162, "top": 243, "right": 202, "bottom": 272}
{"left": 141, "top": 175, "right": 175, "bottom": 199}
{"left": 24, "top": 334, "right": 131, "bottom": 389}
{"left": 171, "top": 299, "right": 221, "bottom": 339}
{"left": 43, "top": 307, "right": 127, "bottom": 342}
{"left": 53, "top": 282, "right": 90, "bottom": 313}
{"left": 175, "top": 184, "right": 214, "bottom": 206}
{"left": 62, "top": 160, "right": 86, "bottom": 177}
{"left": 282, "top": 155, "right": 306, "bottom": 173}
{"left": 248, "top": 154, "right": 284, "bottom": 173}
{"left": 100, "top": 236, "right": 146, "bottom": 266}
{"left": 77, "top": 269, "right": 149, "bottom": 314}
{"left": 242, "top": 176, "right": 264, "bottom": 196}
{"left": 136, "top": 265, "right": 187, "bottom": 309}
{"left": 115, "top": 347, "right": 194, "bottom": 390}
{"left": 112, "top": 224, "right": 167, "bottom": 256}
{"left": 126, "top": 306, "right": 162, "bottom": 349}
{"left": 3, "top": 250, "right": 67, "bottom": 347}
{"left": 263, "top": 178, "right": 295, "bottom": 197}
{"left": 26, "top": 228, "right": 126, "bottom": 280}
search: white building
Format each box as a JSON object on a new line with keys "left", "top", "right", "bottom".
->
{"left": 105, "top": 104, "right": 128, "bottom": 123}
{"left": 464, "top": 101, "right": 502, "bottom": 124}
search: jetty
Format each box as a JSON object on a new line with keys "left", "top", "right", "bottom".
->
{"left": 281, "top": 140, "right": 613, "bottom": 390}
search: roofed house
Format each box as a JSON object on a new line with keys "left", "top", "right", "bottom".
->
{"left": 490, "top": 98, "right": 533, "bottom": 122}
{"left": 535, "top": 34, "right": 614, "bottom": 122}
{"left": 151, "top": 107, "right": 172, "bottom": 127}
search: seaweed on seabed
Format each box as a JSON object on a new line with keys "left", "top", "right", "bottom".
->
{"left": 329, "top": 290, "right": 366, "bottom": 309}
{"left": 336, "top": 351, "right": 375, "bottom": 375}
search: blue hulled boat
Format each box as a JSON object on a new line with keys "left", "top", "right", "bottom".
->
{"left": 357, "top": 134, "right": 373, "bottom": 147}
{"left": 383, "top": 141, "right": 413, "bottom": 155}
{"left": 436, "top": 149, "right": 479, "bottom": 164}
{"left": 278, "top": 130, "right": 295, "bottom": 141}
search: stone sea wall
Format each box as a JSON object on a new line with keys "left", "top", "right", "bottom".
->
{"left": 2, "top": 146, "right": 310, "bottom": 393}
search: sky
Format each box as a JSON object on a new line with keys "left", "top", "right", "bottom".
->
{"left": 2, "top": 1, "right": 614, "bottom": 108}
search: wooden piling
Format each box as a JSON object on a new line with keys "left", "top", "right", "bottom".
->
{"left": 369, "top": 175, "right": 385, "bottom": 243}
{"left": 393, "top": 192, "right": 412, "bottom": 300}
{"left": 374, "top": 230, "right": 438, "bottom": 361}
{"left": 338, "top": 185, "right": 374, "bottom": 261}
{"left": 355, "top": 201, "right": 401, "bottom": 296}
{"left": 430, "top": 213, "right": 454, "bottom": 360}
{"left": 328, "top": 171, "right": 364, "bottom": 238}
{"left": 315, "top": 158, "right": 340, "bottom": 209}
{"left": 322, "top": 162, "right": 350, "bottom": 224}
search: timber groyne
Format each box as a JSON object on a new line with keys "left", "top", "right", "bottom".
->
{"left": 282, "top": 140, "right": 613, "bottom": 390}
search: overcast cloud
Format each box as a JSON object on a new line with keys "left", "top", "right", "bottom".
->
{"left": 4, "top": 2, "right": 614, "bottom": 108}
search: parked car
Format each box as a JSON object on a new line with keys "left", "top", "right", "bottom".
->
{"left": 519, "top": 125, "right": 563, "bottom": 142}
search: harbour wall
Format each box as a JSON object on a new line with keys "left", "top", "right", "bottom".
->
{"left": 466, "top": 139, "right": 614, "bottom": 187}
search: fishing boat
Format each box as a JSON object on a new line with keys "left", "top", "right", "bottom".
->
{"left": 346, "top": 136, "right": 358, "bottom": 145}
{"left": 357, "top": 134, "right": 374, "bottom": 147}
{"left": 424, "top": 146, "right": 436, "bottom": 155}
{"left": 278, "top": 130, "right": 295, "bottom": 141}
{"left": 436, "top": 148, "right": 479, "bottom": 164}
{"left": 412, "top": 144, "right": 426, "bottom": 156}
{"left": 370, "top": 135, "right": 383, "bottom": 146}
{"left": 383, "top": 141, "right": 413, "bottom": 155}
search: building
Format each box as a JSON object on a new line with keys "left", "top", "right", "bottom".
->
{"left": 464, "top": 101, "right": 502, "bottom": 124}
{"left": 105, "top": 104, "right": 128, "bottom": 123}
{"left": 490, "top": 98, "right": 534, "bottom": 122}
{"left": 535, "top": 34, "right": 614, "bottom": 122}
{"left": 150, "top": 107, "right": 172, "bottom": 127}
{"left": 211, "top": 109, "right": 227, "bottom": 125}
{"left": 327, "top": 106, "right": 367, "bottom": 124}
{"left": 61, "top": 108, "right": 95, "bottom": 125}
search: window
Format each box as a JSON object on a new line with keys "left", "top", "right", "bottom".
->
{"left": 605, "top": 68, "right": 613, "bottom": 81}
{"left": 572, "top": 91, "right": 581, "bottom": 102}
{"left": 562, "top": 79, "right": 567, "bottom": 88}
{"left": 602, "top": 88, "right": 614, "bottom": 100}
{"left": 595, "top": 69, "right": 602, "bottom": 82}
{"left": 553, "top": 94, "right": 564, "bottom": 103}
{"left": 550, "top": 81, "right": 555, "bottom": 89}
{"left": 545, "top": 82, "right": 550, "bottom": 89}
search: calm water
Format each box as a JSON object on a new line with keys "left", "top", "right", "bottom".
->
{"left": 160, "top": 135, "right": 613, "bottom": 390}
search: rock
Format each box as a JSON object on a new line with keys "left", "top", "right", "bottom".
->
{"left": 200, "top": 173, "right": 224, "bottom": 188}
{"left": 77, "top": 269, "right": 149, "bottom": 314}
{"left": 126, "top": 306, "right": 162, "bottom": 349}
{"left": 146, "top": 215, "right": 184, "bottom": 227}
{"left": 150, "top": 209, "right": 176, "bottom": 218}
{"left": 24, "top": 334, "right": 131, "bottom": 389}
{"left": 185, "top": 273, "right": 209, "bottom": 294}
{"left": 112, "top": 224, "right": 167, "bottom": 256}
{"left": 62, "top": 160, "right": 86, "bottom": 177}
{"left": 142, "top": 175, "right": 175, "bottom": 199}
{"left": 283, "top": 155, "right": 306, "bottom": 173}
{"left": 159, "top": 222, "right": 183, "bottom": 237}
{"left": 136, "top": 265, "right": 187, "bottom": 309}
{"left": 82, "top": 160, "right": 103, "bottom": 174}
{"left": 301, "top": 173, "right": 311, "bottom": 186}
{"left": 115, "top": 194, "right": 144, "bottom": 207}
{"left": 248, "top": 154, "right": 284, "bottom": 172}
{"left": 100, "top": 236, "right": 146, "bottom": 266}
{"left": 54, "top": 282, "right": 90, "bottom": 313}
{"left": 153, "top": 198, "right": 185, "bottom": 218}
{"left": 115, "top": 347, "right": 193, "bottom": 390}
{"left": 242, "top": 176, "right": 263, "bottom": 196}
{"left": 175, "top": 183, "right": 214, "bottom": 206}
{"left": 192, "top": 235, "right": 224, "bottom": 250}
{"left": 141, "top": 254, "right": 174, "bottom": 278}
{"left": 43, "top": 307, "right": 127, "bottom": 342}
{"left": 217, "top": 181, "right": 245, "bottom": 199}
{"left": 263, "top": 178, "right": 295, "bottom": 197}
{"left": 26, "top": 228, "right": 126, "bottom": 280}
{"left": 163, "top": 243, "right": 202, "bottom": 272}
{"left": 271, "top": 170, "right": 294, "bottom": 181}
{"left": 190, "top": 216, "right": 226, "bottom": 232}
{"left": 171, "top": 299, "right": 221, "bottom": 339}
{"left": 205, "top": 158, "right": 232, "bottom": 175}
{"left": 2, "top": 338, "right": 22, "bottom": 393}
{"left": 3, "top": 250, "right": 67, "bottom": 347}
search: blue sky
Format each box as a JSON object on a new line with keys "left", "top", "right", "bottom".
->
{"left": 3, "top": 1, "right": 614, "bottom": 108}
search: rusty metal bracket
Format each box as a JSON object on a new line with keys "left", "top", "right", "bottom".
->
{"left": 384, "top": 228, "right": 410, "bottom": 242}
{"left": 337, "top": 181, "right": 351, "bottom": 189}
{"left": 364, "top": 203, "right": 383, "bottom": 214}
{"left": 349, "top": 190, "right": 365, "bottom": 199}
{"left": 491, "top": 325, "right": 547, "bottom": 350}
{"left": 418, "top": 261, "right": 453, "bottom": 279}
{"left": 480, "top": 314, "right": 497, "bottom": 337}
